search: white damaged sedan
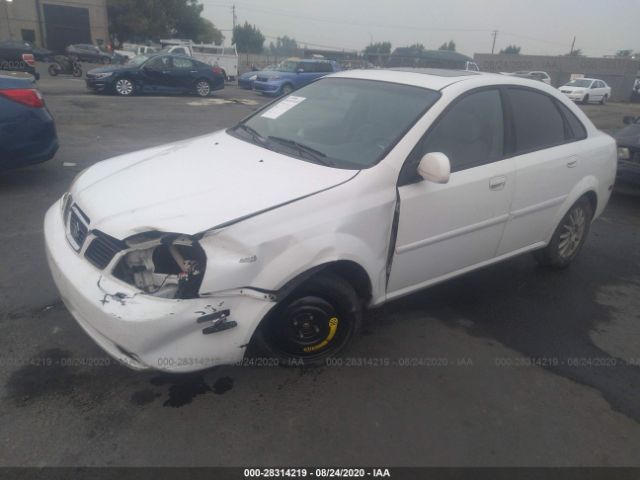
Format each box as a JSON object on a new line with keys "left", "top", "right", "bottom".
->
{"left": 45, "top": 69, "right": 617, "bottom": 372}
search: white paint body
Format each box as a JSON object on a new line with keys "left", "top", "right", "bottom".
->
{"left": 164, "top": 44, "right": 238, "bottom": 79}
{"left": 44, "top": 70, "right": 617, "bottom": 372}
{"left": 560, "top": 78, "right": 612, "bottom": 103}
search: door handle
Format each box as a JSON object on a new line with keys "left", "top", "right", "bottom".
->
{"left": 567, "top": 158, "right": 578, "bottom": 168}
{"left": 489, "top": 176, "right": 506, "bottom": 191}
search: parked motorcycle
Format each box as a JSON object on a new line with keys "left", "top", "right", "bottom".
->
{"left": 48, "top": 55, "right": 82, "bottom": 77}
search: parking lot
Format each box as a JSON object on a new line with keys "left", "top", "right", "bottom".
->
{"left": 1, "top": 70, "right": 639, "bottom": 466}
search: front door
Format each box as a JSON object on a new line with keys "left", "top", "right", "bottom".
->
{"left": 140, "top": 55, "right": 173, "bottom": 92}
{"left": 388, "top": 89, "right": 515, "bottom": 298}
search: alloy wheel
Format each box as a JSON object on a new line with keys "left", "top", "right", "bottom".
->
{"left": 558, "top": 205, "right": 586, "bottom": 260}
{"left": 196, "top": 80, "right": 211, "bottom": 97}
{"left": 115, "top": 79, "right": 133, "bottom": 96}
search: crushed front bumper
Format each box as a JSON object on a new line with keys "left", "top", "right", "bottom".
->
{"left": 44, "top": 199, "right": 275, "bottom": 372}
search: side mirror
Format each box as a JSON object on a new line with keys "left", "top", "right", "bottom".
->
{"left": 417, "top": 152, "right": 451, "bottom": 184}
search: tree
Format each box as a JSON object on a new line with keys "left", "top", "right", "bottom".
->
{"left": 107, "top": 0, "right": 224, "bottom": 45}
{"left": 438, "top": 40, "right": 456, "bottom": 51}
{"left": 615, "top": 49, "right": 633, "bottom": 57}
{"left": 407, "top": 43, "right": 426, "bottom": 52}
{"left": 269, "top": 36, "right": 299, "bottom": 56}
{"left": 499, "top": 44, "right": 521, "bottom": 54}
{"left": 232, "top": 21, "right": 265, "bottom": 53}
{"left": 364, "top": 41, "right": 392, "bottom": 63}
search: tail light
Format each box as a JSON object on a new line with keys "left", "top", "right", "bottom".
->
{"left": 21, "top": 53, "right": 36, "bottom": 66}
{"left": 212, "top": 66, "right": 223, "bottom": 75}
{"left": 0, "top": 88, "right": 45, "bottom": 108}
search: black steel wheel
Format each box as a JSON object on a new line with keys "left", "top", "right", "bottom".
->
{"left": 254, "top": 272, "right": 362, "bottom": 366}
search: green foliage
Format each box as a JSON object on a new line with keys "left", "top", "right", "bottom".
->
{"left": 364, "top": 41, "right": 392, "bottom": 55}
{"left": 269, "top": 36, "right": 299, "bottom": 56}
{"left": 232, "top": 21, "right": 265, "bottom": 53}
{"left": 438, "top": 40, "right": 456, "bottom": 51}
{"left": 407, "top": 43, "right": 426, "bottom": 52}
{"left": 499, "top": 45, "right": 521, "bottom": 54}
{"left": 107, "top": 0, "right": 223, "bottom": 45}
{"left": 364, "top": 41, "right": 392, "bottom": 63}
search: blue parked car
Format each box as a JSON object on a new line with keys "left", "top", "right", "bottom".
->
{"left": 0, "top": 73, "right": 58, "bottom": 170}
{"left": 253, "top": 59, "right": 341, "bottom": 96}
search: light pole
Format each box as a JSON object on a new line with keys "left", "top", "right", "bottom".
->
{"left": 3, "top": 0, "right": 13, "bottom": 40}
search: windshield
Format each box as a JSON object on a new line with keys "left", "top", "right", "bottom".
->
{"left": 275, "top": 60, "right": 299, "bottom": 72}
{"left": 565, "top": 79, "right": 592, "bottom": 88}
{"left": 127, "top": 54, "right": 151, "bottom": 66}
{"left": 230, "top": 78, "right": 440, "bottom": 169}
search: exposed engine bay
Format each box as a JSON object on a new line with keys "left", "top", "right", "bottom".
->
{"left": 113, "top": 235, "right": 206, "bottom": 299}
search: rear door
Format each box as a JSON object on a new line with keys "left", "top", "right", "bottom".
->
{"left": 168, "top": 57, "right": 199, "bottom": 91}
{"left": 497, "top": 88, "right": 588, "bottom": 255}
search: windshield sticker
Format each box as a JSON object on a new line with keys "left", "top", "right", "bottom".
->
{"left": 261, "top": 96, "right": 306, "bottom": 119}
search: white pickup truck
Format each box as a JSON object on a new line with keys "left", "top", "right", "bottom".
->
{"left": 160, "top": 40, "right": 238, "bottom": 81}
{"left": 114, "top": 44, "right": 159, "bottom": 62}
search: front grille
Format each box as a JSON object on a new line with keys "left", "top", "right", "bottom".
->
{"left": 85, "top": 230, "right": 126, "bottom": 269}
{"left": 68, "top": 207, "right": 89, "bottom": 250}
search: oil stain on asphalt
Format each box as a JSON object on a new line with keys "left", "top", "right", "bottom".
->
{"left": 144, "top": 374, "right": 234, "bottom": 407}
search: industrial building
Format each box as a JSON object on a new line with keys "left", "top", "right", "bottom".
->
{"left": 475, "top": 53, "right": 640, "bottom": 102}
{"left": 1, "top": 0, "right": 109, "bottom": 52}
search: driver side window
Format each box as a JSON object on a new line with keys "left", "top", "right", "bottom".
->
{"left": 419, "top": 89, "right": 504, "bottom": 173}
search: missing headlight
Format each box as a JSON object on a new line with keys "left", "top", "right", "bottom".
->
{"left": 113, "top": 236, "right": 206, "bottom": 299}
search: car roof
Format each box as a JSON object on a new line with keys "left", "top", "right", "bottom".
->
{"left": 328, "top": 67, "right": 569, "bottom": 93}
{"left": 329, "top": 68, "right": 484, "bottom": 90}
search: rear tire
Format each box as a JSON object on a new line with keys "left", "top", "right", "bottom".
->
{"left": 72, "top": 67, "right": 82, "bottom": 77}
{"left": 48, "top": 64, "right": 59, "bottom": 76}
{"left": 253, "top": 272, "right": 362, "bottom": 366}
{"left": 280, "top": 83, "right": 294, "bottom": 96}
{"left": 195, "top": 79, "right": 211, "bottom": 97}
{"left": 533, "top": 197, "right": 593, "bottom": 269}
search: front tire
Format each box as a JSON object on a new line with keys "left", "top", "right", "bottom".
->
{"left": 114, "top": 78, "right": 135, "bottom": 96}
{"left": 48, "top": 64, "right": 59, "bottom": 76}
{"left": 280, "top": 83, "right": 294, "bottom": 96}
{"left": 195, "top": 79, "right": 211, "bottom": 97}
{"left": 600, "top": 94, "right": 608, "bottom": 105}
{"left": 253, "top": 272, "right": 362, "bottom": 366}
{"left": 533, "top": 197, "right": 593, "bottom": 269}
{"left": 582, "top": 94, "right": 590, "bottom": 104}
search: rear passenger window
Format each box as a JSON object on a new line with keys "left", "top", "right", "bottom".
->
{"left": 420, "top": 89, "right": 504, "bottom": 172}
{"left": 508, "top": 88, "right": 565, "bottom": 153}
{"left": 556, "top": 101, "right": 587, "bottom": 140}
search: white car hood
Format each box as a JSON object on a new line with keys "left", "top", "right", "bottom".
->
{"left": 71, "top": 131, "right": 358, "bottom": 239}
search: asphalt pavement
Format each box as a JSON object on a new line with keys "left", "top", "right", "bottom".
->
{"left": 0, "top": 71, "right": 639, "bottom": 466}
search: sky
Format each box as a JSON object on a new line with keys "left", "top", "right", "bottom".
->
{"left": 201, "top": 0, "right": 640, "bottom": 57}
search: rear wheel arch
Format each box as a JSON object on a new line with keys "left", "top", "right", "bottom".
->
{"left": 583, "top": 190, "right": 598, "bottom": 218}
